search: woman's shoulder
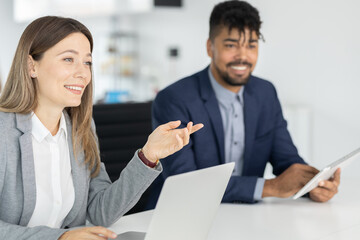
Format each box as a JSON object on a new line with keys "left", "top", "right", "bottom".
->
{"left": 0, "top": 111, "right": 16, "bottom": 127}
{"left": 0, "top": 112, "right": 11, "bottom": 161}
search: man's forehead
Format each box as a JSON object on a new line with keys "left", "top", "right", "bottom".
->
{"left": 222, "top": 27, "right": 258, "bottom": 41}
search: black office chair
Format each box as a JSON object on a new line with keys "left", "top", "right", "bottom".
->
{"left": 93, "top": 101, "right": 153, "bottom": 214}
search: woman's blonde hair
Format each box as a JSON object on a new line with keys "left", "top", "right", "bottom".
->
{"left": 0, "top": 16, "right": 101, "bottom": 177}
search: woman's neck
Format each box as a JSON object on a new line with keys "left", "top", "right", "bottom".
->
{"left": 34, "top": 105, "right": 63, "bottom": 136}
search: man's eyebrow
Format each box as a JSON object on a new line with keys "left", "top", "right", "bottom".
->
{"left": 223, "top": 38, "right": 258, "bottom": 44}
{"left": 57, "top": 49, "right": 92, "bottom": 57}
{"left": 223, "top": 38, "right": 240, "bottom": 42}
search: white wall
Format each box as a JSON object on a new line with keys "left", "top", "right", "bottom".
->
{"left": 0, "top": 0, "right": 27, "bottom": 84}
{"left": 1, "top": 0, "right": 359, "bottom": 177}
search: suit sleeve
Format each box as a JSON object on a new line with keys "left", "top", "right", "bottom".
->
{"left": 268, "top": 85, "right": 306, "bottom": 176}
{"left": 86, "top": 120, "right": 162, "bottom": 226}
{"left": 87, "top": 153, "right": 162, "bottom": 226}
{"left": 223, "top": 176, "right": 260, "bottom": 203}
{"left": 0, "top": 221, "right": 67, "bottom": 240}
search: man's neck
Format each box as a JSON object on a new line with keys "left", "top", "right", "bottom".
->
{"left": 210, "top": 63, "right": 242, "bottom": 93}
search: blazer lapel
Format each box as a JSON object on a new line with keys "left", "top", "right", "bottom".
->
{"left": 62, "top": 111, "right": 88, "bottom": 227}
{"left": 16, "top": 113, "right": 37, "bottom": 226}
{"left": 242, "top": 78, "right": 259, "bottom": 174}
{"left": 199, "top": 67, "right": 225, "bottom": 164}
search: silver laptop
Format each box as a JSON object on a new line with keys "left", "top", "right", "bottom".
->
{"left": 116, "top": 162, "right": 235, "bottom": 240}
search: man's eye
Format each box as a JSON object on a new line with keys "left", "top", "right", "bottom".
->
{"left": 250, "top": 43, "right": 258, "bottom": 48}
{"left": 225, "top": 44, "right": 235, "bottom": 48}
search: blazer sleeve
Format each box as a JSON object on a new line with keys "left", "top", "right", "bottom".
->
{"left": 0, "top": 221, "right": 67, "bottom": 240}
{"left": 269, "top": 85, "right": 306, "bottom": 175}
{"left": 223, "top": 177, "right": 260, "bottom": 203}
{"left": 85, "top": 119, "right": 162, "bottom": 226}
{"left": 86, "top": 152, "right": 162, "bottom": 227}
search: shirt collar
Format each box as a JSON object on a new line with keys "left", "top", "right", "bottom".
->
{"left": 58, "top": 112, "right": 68, "bottom": 138}
{"left": 31, "top": 112, "right": 68, "bottom": 142}
{"left": 208, "top": 68, "right": 244, "bottom": 106}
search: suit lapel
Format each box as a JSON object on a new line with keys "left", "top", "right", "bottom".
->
{"left": 199, "top": 67, "right": 225, "bottom": 164}
{"left": 16, "top": 113, "right": 37, "bottom": 226}
{"left": 61, "top": 111, "right": 88, "bottom": 227}
{"left": 243, "top": 79, "right": 259, "bottom": 174}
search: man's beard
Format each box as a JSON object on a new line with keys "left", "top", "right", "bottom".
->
{"left": 214, "top": 60, "right": 252, "bottom": 86}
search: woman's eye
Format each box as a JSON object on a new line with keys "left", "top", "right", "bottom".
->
{"left": 64, "top": 58, "right": 73, "bottom": 62}
{"left": 85, "top": 61, "right": 92, "bottom": 66}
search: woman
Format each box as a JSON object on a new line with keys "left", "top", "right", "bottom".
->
{"left": 0, "top": 16, "right": 203, "bottom": 240}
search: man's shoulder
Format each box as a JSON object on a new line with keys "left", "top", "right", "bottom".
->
{"left": 156, "top": 69, "right": 205, "bottom": 101}
{"left": 246, "top": 75, "right": 279, "bottom": 99}
{"left": 164, "top": 71, "right": 202, "bottom": 91}
{"left": 248, "top": 75, "right": 275, "bottom": 91}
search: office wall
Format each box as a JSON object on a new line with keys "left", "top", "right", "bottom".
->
{"left": 0, "top": 0, "right": 27, "bottom": 84}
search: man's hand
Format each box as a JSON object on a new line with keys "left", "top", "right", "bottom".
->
{"left": 262, "top": 163, "right": 319, "bottom": 198}
{"left": 309, "top": 168, "right": 341, "bottom": 202}
{"left": 58, "top": 226, "right": 117, "bottom": 240}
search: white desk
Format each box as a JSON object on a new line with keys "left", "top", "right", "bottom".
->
{"left": 109, "top": 177, "right": 360, "bottom": 240}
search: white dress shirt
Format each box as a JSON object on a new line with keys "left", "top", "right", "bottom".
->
{"left": 27, "top": 112, "right": 75, "bottom": 228}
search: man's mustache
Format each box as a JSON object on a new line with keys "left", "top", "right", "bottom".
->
{"left": 226, "top": 61, "right": 252, "bottom": 68}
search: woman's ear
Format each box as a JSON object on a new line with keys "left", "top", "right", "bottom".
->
{"left": 28, "top": 55, "right": 37, "bottom": 78}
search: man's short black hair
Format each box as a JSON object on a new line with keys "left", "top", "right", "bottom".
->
{"left": 209, "top": 0, "right": 263, "bottom": 41}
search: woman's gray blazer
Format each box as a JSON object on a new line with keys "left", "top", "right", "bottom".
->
{"left": 0, "top": 111, "right": 162, "bottom": 240}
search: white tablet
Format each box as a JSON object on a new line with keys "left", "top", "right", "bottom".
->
{"left": 293, "top": 146, "right": 360, "bottom": 199}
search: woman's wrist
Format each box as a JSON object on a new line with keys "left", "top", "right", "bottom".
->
{"left": 141, "top": 146, "right": 157, "bottom": 163}
{"left": 58, "top": 231, "right": 69, "bottom": 240}
{"left": 138, "top": 148, "right": 159, "bottom": 168}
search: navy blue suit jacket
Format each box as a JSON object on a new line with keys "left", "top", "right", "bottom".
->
{"left": 149, "top": 66, "right": 306, "bottom": 207}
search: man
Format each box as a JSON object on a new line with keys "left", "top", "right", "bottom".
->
{"left": 149, "top": 0, "right": 340, "bottom": 207}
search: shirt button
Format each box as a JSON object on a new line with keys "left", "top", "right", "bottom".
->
{"left": 234, "top": 142, "right": 237, "bottom": 145}
{"left": 235, "top": 114, "right": 238, "bottom": 118}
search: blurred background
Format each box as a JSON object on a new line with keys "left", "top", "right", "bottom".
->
{"left": 0, "top": 0, "right": 359, "bottom": 177}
